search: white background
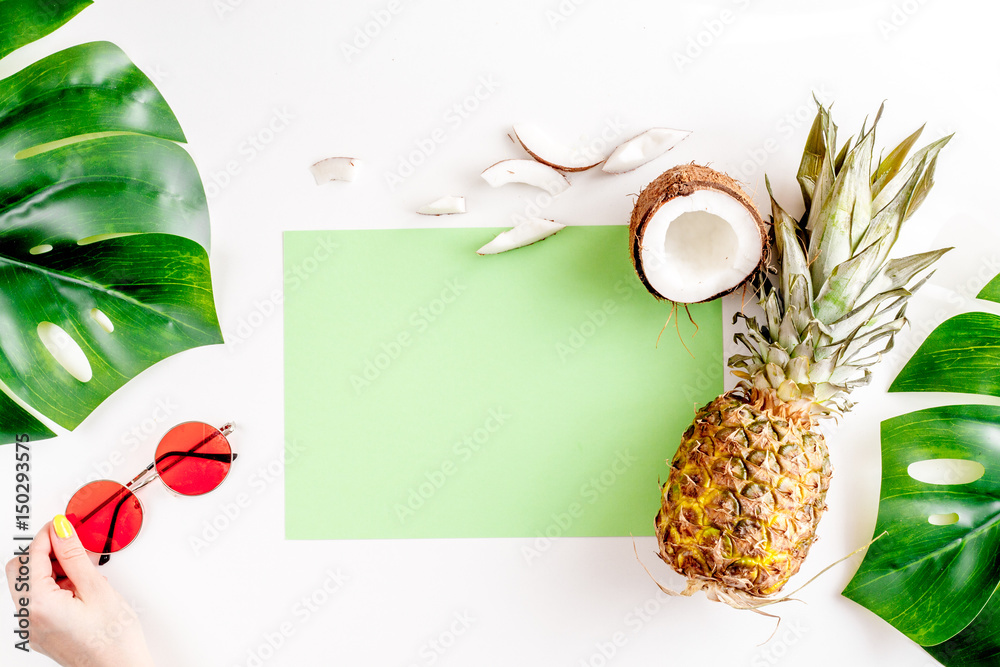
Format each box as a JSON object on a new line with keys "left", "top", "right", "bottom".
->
{"left": 3, "top": 0, "right": 1000, "bottom": 665}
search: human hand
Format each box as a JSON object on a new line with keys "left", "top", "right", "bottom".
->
{"left": 4, "top": 516, "right": 155, "bottom": 667}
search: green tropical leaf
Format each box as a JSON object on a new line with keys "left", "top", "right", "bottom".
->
{"left": 0, "top": 41, "right": 209, "bottom": 249}
{"left": 889, "top": 312, "right": 1000, "bottom": 397}
{"left": 0, "top": 234, "right": 222, "bottom": 431}
{"left": 979, "top": 273, "right": 1000, "bottom": 304}
{"left": 842, "top": 404, "right": 1000, "bottom": 646}
{"left": 0, "top": 9, "right": 221, "bottom": 442}
{"left": 925, "top": 585, "right": 1000, "bottom": 666}
{"left": 0, "top": 390, "right": 54, "bottom": 441}
{"left": 0, "top": 0, "right": 91, "bottom": 60}
{"left": 845, "top": 267, "right": 1000, "bottom": 666}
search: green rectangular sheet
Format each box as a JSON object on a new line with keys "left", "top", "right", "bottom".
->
{"left": 283, "top": 226, "right": 723, "bottom": 539}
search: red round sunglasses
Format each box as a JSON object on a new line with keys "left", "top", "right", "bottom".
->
{"left": 65, "top": 421, "right": 236, "bottom": 565}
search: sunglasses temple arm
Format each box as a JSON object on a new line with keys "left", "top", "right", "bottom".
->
{"left": 157, "top": 451, "right": 235, "bottom": 464}
{"left": 98, "top": 485, "right": 135, "bottom": 567}
{"left": 74, "top": 462, "right": 155, "bottom": 526}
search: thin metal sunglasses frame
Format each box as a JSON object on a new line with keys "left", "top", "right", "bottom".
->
{"left": 70, "top": 421, "right": 237, "bottom": 565}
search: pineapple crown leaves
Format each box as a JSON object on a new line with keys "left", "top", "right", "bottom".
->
{"left": 732, "top": 100, "right": 952, "bottom": 413}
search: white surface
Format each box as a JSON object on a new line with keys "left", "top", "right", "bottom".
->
{"left": 2, "top": 1, "right": 999, "bottom": 665}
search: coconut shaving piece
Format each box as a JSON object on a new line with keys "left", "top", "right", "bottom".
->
{"left": 311, "top": 157, "right": 359, "bottom": 184}
{"left": 480, "top": 159, "right": 571, "bottom": 195}
{"left": 477, "top": 217, "right": 566, "bottom": 255}
{"left": 417, "top": 196, "right": 466, "bottom": 215}
{"left": 512, "top": 124, "right": 607, "bottom": 172}
{"left": 602, "top": 128, "right": 691, "bottom": 174}
{"left": 629, "top": 164, "right": 765, "bottom": 303}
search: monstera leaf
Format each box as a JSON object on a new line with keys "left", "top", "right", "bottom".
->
{"left": 844, "top": 277, "right": 1000, "bottom": 665}
{"left": 0, "top": 0, "right": 91, "bottom": 59}
{"left": 0, "top": 1, "right": 222, "bottom": 443}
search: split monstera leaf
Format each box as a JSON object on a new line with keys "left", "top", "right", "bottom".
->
{"left": 0, "top": 0, "right": 222, "bottom": 443}
{"left": 844, "top": 270, "right": 1000, "bottom": 665}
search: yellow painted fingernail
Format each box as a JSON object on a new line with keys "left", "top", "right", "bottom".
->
{"left": 53, "top": 514, "right": 74, "bottom": 539}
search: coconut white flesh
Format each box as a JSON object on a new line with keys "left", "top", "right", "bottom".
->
{"left": 602, "top": 128, "right": 691, "bottom": 174}
{"left": 512, "top": 124, "right": 607, "bottom": 171}
{"left": 311, "top": 157, "right": 359, "bottom": 184}
{"left": 639, "top": 189, "right": 761, "bottom": 302}
{"left": 477, "top": 217, "right": 566, "bottom": 255}
{"left": 480, "top": 159, "right": 571, "bottom": 195}
{"left": 417, "top": 196, "right": 466, "bottom": 215}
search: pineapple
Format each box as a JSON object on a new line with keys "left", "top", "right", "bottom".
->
{"left": 655, "top": 101, "right": 951, "bottom": 601}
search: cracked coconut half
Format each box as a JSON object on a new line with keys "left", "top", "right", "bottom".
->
{"left": 653, "top": 101, "right": 951, "bottom": 606}
{"left": 629, "top": 164, "right": 767, "bottom": 304}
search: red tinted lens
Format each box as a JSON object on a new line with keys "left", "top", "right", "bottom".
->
{"left": 154, "top": 422, "right": 232, "bottom": 496}
{"left": 66, "top": 481, "right": 143, "bottom": 554}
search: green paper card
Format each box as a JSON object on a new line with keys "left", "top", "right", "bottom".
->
{"left": 283, "top": 227, "right": 723, "bottom": 540}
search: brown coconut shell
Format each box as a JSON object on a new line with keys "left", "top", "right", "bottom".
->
{"left": 513, "top": 130, "right": 604, "bottom": 173}
{"left": 628, "top": 163, "right": 767, "bottom": 303}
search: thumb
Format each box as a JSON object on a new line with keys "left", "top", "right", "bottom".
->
{"left": 49, "top": 515, "right": 103, "bottom": 600}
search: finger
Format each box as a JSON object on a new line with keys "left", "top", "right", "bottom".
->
{"left": 7, "top": 524, "right": 56, "bottom": 616}
{"left": 20, "top": 522, "right": 74, "bottom": 602}
{"left": 48, "top": 515, "right": 103, "bottom": 601}
{"left": 25, "top": 522, "right": 55, "bottom": 584}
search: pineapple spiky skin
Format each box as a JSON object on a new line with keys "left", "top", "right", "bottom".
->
{"left": 656, "top": 389, "right": 830, "bottom": 596}
{"left": 652, "top": 100, "right": 950, "bottom": 600}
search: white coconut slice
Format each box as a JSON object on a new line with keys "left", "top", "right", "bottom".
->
{"left": 480, "top": 159, "right": 571, "bottom": 195}
{"left": 629, "top": 164, "right": 765, "bottom": 303}
{"left": 603, "top": 128, "right": 691, "bottom": 174}
{"left": 477, "top": 217, "right": 566, "bottom": 255}
{"left": 512, "top": 124, "right": 607, "bottom": 172}
{"left": 417, "top": 196, "right": 466, "bottom": 215}
{"left": 311, "top": 157, "right": 359, "bottom": 184}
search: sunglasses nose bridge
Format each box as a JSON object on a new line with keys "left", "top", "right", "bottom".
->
{"left": 126, "top": 463, "right": 160, "bottom": 493}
